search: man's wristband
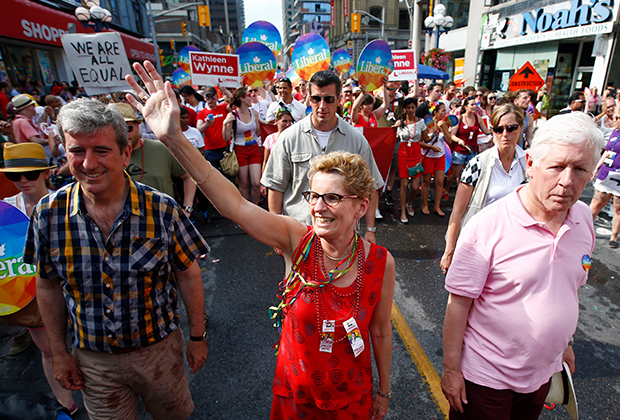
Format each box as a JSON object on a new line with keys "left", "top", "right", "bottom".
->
{"left": 366, "top": 226, "right": 377, "bottom": 233}
{"left": 190, "top": 332, "right": 207, "bottom": 342}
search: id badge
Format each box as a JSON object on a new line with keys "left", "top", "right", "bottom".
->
{"left": 343, "top": 317, "right": 365, "bottom": 357}
{"left": 319, "top": 320, "right": 335, "bottom": 353}
{"left": 605, "top": 151, "right": 617, "bottom": 167}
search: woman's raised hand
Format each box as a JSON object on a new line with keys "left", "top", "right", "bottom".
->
{"left": 124, "top": 61, "right": 181, "bottom": 145}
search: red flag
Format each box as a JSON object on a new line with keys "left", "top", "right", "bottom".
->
{"left": 260, "top": 123, "right": 278, "bottom": 141}
{"left": 359, "top": 127, "right": 396, "bottom": 183}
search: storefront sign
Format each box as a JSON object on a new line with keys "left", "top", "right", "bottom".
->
{"left": 189, "top": 51, "right": 240, "bottom": 88}
{"left": 509, "top": 61, "right": 545, "bottom": 92}
{"left": 388, "top": 49, "right": 417, "bottom": 81}
{"left": 481, "top": 0, "right": 619, "bottom": 50}
{"left": 454, "top": 58, "right": 465, "bottom": 86}
{"left": 3, "top": 0, "right": 155, "bottom": 62}
{"left": 61, "top": 33, "right": 132, "bottom": 94}
{"left": 331, "top": 1, "right": 335, "bottom": 27}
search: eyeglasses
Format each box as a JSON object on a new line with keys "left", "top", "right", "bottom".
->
{"left": 492, "top": 124, "right": 520, "bottom": 134}
{"left": 343, "top": 90, "right": 353, "bottom": 94}
{"left": 205, "top": 94, "right": 216, "bottom": 99}
{"left": 309, "top": 95, "right": 337, "bottom": 104}
{"left": 302, "top": 191, "right": 358, "bottom": 207}
{"left": 6, "top": 171, "right": 43, "bottom": 182}
{"left": 574, "top": 99, "right": 585, "bottom": 103}
{"left": 488, "top": 96, "right": 496, "bottom": 100}
{"left": 276, "top": 107, "right": 292, "bottom": 119}
{"left": 126, "top": 122, "right": 137, "bottom": 130}
{"left": 248, "top": 89, "right": 258, "bottom": 92}
{"left": 476, "top": 93, "right": 483, "bottom": 97}
{"left": 386, "top": 86, "right": 398, "bottom": 91}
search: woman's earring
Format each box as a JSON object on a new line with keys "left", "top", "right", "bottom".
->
{"left": 356, "top": 218, "right": 361, "bottom": 233}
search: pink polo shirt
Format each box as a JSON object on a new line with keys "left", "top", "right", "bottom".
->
{"left": 13, "top": 115, "right": 41, "bottom": 143}
{"left": 446, "top": 187, "right": 594, "bottom": 393}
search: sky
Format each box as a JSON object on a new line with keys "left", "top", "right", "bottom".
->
{"left": 244, "top": 0, "right": 284, "bottom": 35}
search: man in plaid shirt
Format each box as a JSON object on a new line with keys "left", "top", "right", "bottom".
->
{"left": 24, "top": 98, "right": 209, "bottom": 420}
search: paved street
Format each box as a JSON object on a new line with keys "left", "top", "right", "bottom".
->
{"left": 2, "top": 183, "right": 620, "bottom": 419}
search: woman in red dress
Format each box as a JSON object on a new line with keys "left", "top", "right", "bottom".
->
{"left": 126, "top": 62, "right": 396, "bottom": 420}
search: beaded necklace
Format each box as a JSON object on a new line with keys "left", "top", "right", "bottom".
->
{"left": 315, "top": 236, "right": 365, "bottom": 343}
{"left": 268, "top": 230, "right": 360, "bottom": 352}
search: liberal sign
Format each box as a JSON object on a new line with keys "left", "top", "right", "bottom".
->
{"left": 388, "top": 49, "right": 417, "bottom": 82}
{"left": 189, "top": 52, "right": 240, "bottom": 88}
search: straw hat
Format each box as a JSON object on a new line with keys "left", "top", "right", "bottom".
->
{"left": 11, "top": 94, "right": 36, "bottom": 111}
{"left": 110, "top": 103, "right": 143, "bottom": 123}
{"left": 545, "top": 361, "right": 578, "bottom": 420}
{"left": 0, "top": 143, "right": 56, "bottom": 172}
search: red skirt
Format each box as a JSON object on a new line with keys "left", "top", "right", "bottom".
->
{"left": 398, "top": 141, "right": 422, "bottom": 179}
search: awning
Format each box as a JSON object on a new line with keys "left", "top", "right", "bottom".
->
{"left": 1, "top": 0, "right": 156, "bottom": 62}
{"left": 417, "top": 64, "right": 449, "bottom": 80}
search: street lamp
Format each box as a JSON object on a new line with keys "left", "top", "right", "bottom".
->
{"left": 424, "top": 3, "right": 453, "bottom": 49}
{"left": 74, "top": 0, "right": 113, "bottom": 32}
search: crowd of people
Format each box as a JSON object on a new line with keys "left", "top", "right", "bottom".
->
{"left": 0, "top": 58, "right": 617, "bottom": 420}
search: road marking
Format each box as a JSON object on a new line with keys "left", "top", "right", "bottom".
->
{"left": 391, "top": 301, "right": 450, "bottom": 418}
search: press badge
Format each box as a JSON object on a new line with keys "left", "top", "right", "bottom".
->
{"left": 605, "top": 151, "right": 617, "bottom": 167}
{"left": 343, "top": 317, "right": 365, "bottom": 357}
{"left": 319, "top": 320, "right": 335, "bottom": 353}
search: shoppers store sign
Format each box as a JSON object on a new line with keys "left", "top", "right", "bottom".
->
{"left": 481, "top": 0, "right": 619, "bottom": 50}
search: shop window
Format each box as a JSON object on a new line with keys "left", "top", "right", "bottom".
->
{"left": 133, "top": 0, "right": 145, "bottom": 35}
{"left": 368, "top": 6, "right": 382, "bottom": 28}
{"left": 399, "top": 10, "right": 409, "bottom": 30}
{"left": 444, "top": 0, "right": 469, "bottom": 30}
{"left": 6, "top": 46, "right": 37, "bottom": 86}
{"left": 579, "top": 42, "right": 595, "bottom": 67}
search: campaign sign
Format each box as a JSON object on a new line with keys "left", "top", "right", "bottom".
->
{"left": 189, "top": 51, "right": 240, "bottom": 88}
{"left": 389, "top": 49, "right": 417, "bottom": 81}
{"left": 292, "top": 33, "right": 330, "bottom": 81}
{"left": 0, "top": 201, "right": 36, "bottom": 316}
{"left": 333, "top": 49, "right": 352, "bottom": 76}
{"left": 237, "top": 42, "right": 277, "bottom": 87}
{"left": 242, "top": 20, "right": 282, "bottom": 58}
{"left": 357, "top": 40, "right": 394, "bottom": 91}
{"left": 171, "top": 68, "right": 192, "bottom": 88}
{"left": 178, "top": 45, "right": 201, "bottom": 73}
{"left": 285, "top": 66, "right": 300, "bottom": 84}
{"left": 60, "top": 32, "right": 131, "bottom": 94}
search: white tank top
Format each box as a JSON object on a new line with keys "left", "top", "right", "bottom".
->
{"left": 234, "top": 110, "right": 259, "bottom": 146}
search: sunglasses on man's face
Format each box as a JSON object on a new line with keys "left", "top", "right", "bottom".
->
{"left": 310, "top": 95, "right": 337, "bottom": 104}
{"left": 492, "top": 124, "right": 520, "bottom": 134}
{"left": 6, "top": 171, "right": 43, "bottom": 182}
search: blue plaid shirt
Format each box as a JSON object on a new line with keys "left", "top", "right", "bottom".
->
{"left": 24, "top": 176, "right": 209, "bottom": 352}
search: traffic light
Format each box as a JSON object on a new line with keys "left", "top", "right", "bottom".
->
{"left": 198, "top": 5, "right": 210, "bottom": 27}
{"left": 181, "top": 21, "right": 187, "bottom": 38}
{"left": 225, "top": 45, "right": 232, "bottom": 54}
{"left": 170, "top": 38, "right": 175, "bottom": 51}
{"left": 159, "top": 48, "right": 165, "bottom": 67}
{"left": 351, "top": 13, "right": 360, "bottom": 33}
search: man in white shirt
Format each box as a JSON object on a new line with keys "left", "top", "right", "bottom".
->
{"left": 266, "top": 78, "right": 307, "bottom": 123}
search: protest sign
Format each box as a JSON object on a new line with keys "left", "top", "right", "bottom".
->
{"left": 189, "top": 51, "right": 240, "bottom": 88}
{"left": 333, "top": 49, "right": 352, "bottom": 76}
{"left": 242, "top": 20, "right": 282, "bottom": 58}
{"left": 388, "top": 49, "right": 417, "bottom": 81}
{"left": 237, "top": 42, "right": 276, "bottom": 87}
{"left": 0, "top": 201, "right": 36, "bottom": 316}
{"left": 60, "top": 32, "right": 131, "bottom": 95}
{"left": 357, "top": 40, "right": 393, "bottom": 91}
{"left": 292, "top": 33, "right": 330, "bottom": 81}
{"left": 178, "top": 45, "right": 200, "bottom": 73}
{"left": 172, "top": 68, "right": 192, "bottom": 87}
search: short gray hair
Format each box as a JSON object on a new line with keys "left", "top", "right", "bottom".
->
{"left": 56, "top": 98, "right": 128, "bottom": 151}
{"left": 528, "top": 112, "right": 604, "bottom": 169}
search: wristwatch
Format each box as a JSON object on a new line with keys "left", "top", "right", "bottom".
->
{"left": 190, "top": 331, "right": 207, "bottom": 342}
{"left": 366, "top": 226, "right": 377, "bottom": 233}
{"left": 377, "top": 389, "right": 392, "bottom": 399}
{"left": 184, "top": 206, "right": 193, "bottom": 213}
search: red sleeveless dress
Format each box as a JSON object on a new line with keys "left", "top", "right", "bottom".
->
{"left": 270, "top": 229, "right": 388, "bottom": 419}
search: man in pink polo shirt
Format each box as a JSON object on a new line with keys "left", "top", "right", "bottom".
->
{"left": 441, "top": 112, "right": 604, "bottom": 419}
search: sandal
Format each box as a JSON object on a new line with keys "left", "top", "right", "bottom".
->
{"left": 610, "top": 240, "right": 618, "bottom": 249}
{"left": 434, "top": 207, "right": 446, "bottom": 217}
{"left": 421, "top": 207, "right": 430, "bottom": 215}
{"left": 407, "top": 204, "right": 415, "bottom": 217}
{"left": 400, "top": 214, "right": 409, "bottom": 224}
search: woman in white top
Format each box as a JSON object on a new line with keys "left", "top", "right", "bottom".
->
{"left": 179, "top": 86, "right": 206, "bottom": 112}
{"left": 261, "top": 108, "right": 294, "bottom": 199}
{"left": 440, "top": 104, "right": 527, "bottom": 273}
{"left": 223, "top": 87, "right": 263, "bottom": 204}
{"left": 595, "top": 96, "right": 617, "bottom": 141}
{"left": 0, "top": 143, "right": 78, "bottom": 415}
